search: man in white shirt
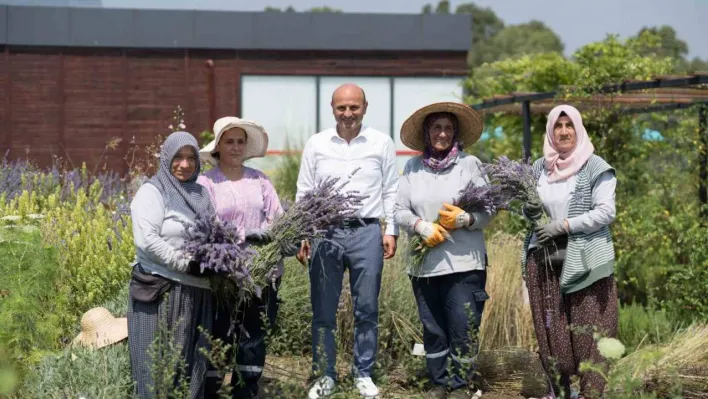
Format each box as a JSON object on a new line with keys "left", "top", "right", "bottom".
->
{"left": 296, "top": 83, "right": 399, "bottom": 399}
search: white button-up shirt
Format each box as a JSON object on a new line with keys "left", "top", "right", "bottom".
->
{"left": 295, "top": 125, "right": 399, "bottom": 236}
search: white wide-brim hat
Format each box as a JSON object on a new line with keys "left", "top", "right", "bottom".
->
{"left": 400, "top": 102, "right": 483, "bottom": 152}
{"left": 72, "top": 307, "right": 128, "bottom": 350}
{"left": 200, "top": 116, "right": 269, "bottom": 164}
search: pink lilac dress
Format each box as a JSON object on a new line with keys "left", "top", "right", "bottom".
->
{"left": 196, "top": 165, "right": 284, "bottom": 397}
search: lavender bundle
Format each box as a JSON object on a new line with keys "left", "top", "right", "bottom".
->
{"left": 247, "top": 171, "right": 368, "bottom": 289}
{"left": 483, "top": 156, "right": 550, "bottom": 223}
{"left": 181, "top": 213, "right": 257, "bottom": 298}
{"left": 408, "top": 182, "right": 504, "bottom": 273}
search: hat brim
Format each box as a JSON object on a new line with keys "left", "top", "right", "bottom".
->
{"left": 72, "top": 317, "right": 128, "bottom": 350}
{"left": 400, "top": 102, "right": 483, "bottom": 152}
{"left": 200, "top": 119, "right": 269, "bottom": 165}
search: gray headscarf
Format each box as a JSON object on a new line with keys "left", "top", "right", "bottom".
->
{"left": 147, "top": 131, "right": 215, "bottom": 217}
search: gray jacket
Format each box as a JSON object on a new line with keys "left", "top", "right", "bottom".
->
{"left": 395, "top": 152, "right": 492, "bottom": 277}
{"left": 130, "top": 183, "right": 211, "bottom": 289}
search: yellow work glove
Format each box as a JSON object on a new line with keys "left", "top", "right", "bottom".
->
{"left": 438, "top": 203, "right": 472, "bottom": 230}
{"left": 414, "top": 220, "right": 451, "bottom": 248}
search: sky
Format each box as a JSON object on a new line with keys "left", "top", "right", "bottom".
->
{"left": 5, "top": 0, "right": 708, "bottom": 59}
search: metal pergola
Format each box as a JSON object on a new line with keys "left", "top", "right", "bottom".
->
{"left": 470, "top": 73, "right": 708, "bottom": 216}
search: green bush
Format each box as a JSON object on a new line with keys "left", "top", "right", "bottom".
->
{"left": 618, "top": 303, "right": 682, "bottom": 353}
{"left": 41, "top": 188, "right": 134, "bottom": 323}
{"left": 663, "top": 224, "right": 708, "bottom": 321}
{"left": 0, "top": 226, "right": 68, "bottom": 370}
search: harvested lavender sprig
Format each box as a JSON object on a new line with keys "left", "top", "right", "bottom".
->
{"left": 248, "top": 169, "right": 368, "bottom": 288}
{"left": 181, "top": 212, "right": 257, "bottom": 296}
{"left": 484, "top": 156, "right": 558, "bottom": 254}
{"left": 484, "top": 156, "right": 541, "bottom": 206}
{"left": 407, "top": 182, "right": 504, "bottom": 273}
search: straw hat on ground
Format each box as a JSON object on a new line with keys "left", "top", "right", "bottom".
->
{"left": 72, "top": 307, "right": 128, "bottom": 349}
{"left": 200, "top": 116, "right": 269, "bottom": 165}
{"left": 400, "top": 102, "right": 483, "bottom": 152}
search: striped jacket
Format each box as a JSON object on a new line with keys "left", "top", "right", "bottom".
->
{"left": 522, "top": 155, "right": 616, "bottom": 294}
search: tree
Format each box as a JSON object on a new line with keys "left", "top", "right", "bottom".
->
{"left": 630, "top": 25, "right": 708, "bottom": 74}
{"left": 455, "top": 2, "right": 505, "bottom": 44}
{"left": 263, "top": 6, "right": 295, "bottom": 12}
{"left": 264, "top": 5, "right": 339, "bottom": 12}
{"left": 424, "top": 2, "right": 563, "bottom": 67}
{"left": 464, "top": 32, "right": 708, "bottom": 311}
{"left": 435, "top": 0, "right": 451, "bottom": 14}
{"left": 473, "top": 20, "right": 564, "bottom": 66}
{"left": 421, "top": 0, "right": 450, "bottom": 14}
{"left": 308, "top": 6, "right": 342, "bottom": 13}
{"left": 686, "top": 57, "right": 708, "bottom": 73}
{"left": 633, "top": 25, "right": 689, "bottom": 60}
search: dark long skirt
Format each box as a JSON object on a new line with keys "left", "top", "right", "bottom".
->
{"left": 526, "top": 248, "right": 618, "bottom": 399}
{"left": 128, "top": 282, "right": 214, "bottom": 399}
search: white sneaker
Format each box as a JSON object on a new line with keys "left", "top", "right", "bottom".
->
{"left": 308, "top": 376, "right": 335, "bottom": 399}
{"left": 355, "top": 377, "right": 380, "bottom": 398}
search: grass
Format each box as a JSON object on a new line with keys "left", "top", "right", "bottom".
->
{"left": 610, "top": 324, "right": 708, "bottom": 397}
{"left": 17, "top": 342, "right": 133, "bottom": 398}
{"left": 479, "top": 233, "right": 535, "bottom": 351}
{"left": 0, "top": 204, "right": 702, "bottom": 397}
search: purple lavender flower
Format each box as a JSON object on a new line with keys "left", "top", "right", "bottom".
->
{"left": 247, "top": 173, "right": 368, "bottom": 288}
{"left": 483, "top": 156, "right": 541, "bottom": 207}
{"left": 182, "top": 213, "right": 255, "bottom": 272}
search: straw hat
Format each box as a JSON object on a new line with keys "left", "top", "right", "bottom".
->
{"left": 200, "top": 116, "right": 269, "bottom": 165}
{"left": 400, "top": 102, "right": 483, "bottom": 152}
{"left": 72, "top": 307, "right": 128, "bottom": 350}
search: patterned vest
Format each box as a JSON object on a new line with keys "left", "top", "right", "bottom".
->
{"left": 521, "top": 155, "right": 616, "bottom": 294}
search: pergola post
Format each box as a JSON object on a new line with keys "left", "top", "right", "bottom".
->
{"left": 522, "top": 100, "right": 532, "bottom": 161}
{"left": 700, "top": 105, "right": 708, "bottom": 219}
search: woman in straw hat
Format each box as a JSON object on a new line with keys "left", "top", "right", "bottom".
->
{"left": 128, "top": 131, "right": 216, "bottom": 398}
{"left": 521, "top": 105, "right": 618, "bottom": 399}
{"left": 394, "top": 102, "right": 492, "bottom": 399}
{"left": 197, "top": 116, "right": 297, "bottom": 398}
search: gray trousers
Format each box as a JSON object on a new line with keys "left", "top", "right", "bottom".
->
{"left": 309, "top": 221, "right": 384, "bottom": 379}
{"left": 128, "top": 282, "right": 213, "bottom": 399}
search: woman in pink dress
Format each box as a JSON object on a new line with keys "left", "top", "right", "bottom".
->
{"left": 197, "top": 116, "right": 296, "bottom": 398}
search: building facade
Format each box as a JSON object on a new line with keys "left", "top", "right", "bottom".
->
{"left": 0, "top": 5, "right": 472, "bottom": 173}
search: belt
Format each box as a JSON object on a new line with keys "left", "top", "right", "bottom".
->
{"left": 341, "top": 218, "right": 379, "bottom": 229}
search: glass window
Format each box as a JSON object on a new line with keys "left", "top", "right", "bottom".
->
{"left": 241, "top": 75, "right": 317, "bottom": 152}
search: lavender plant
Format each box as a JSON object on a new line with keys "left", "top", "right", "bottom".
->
{"left": 248, "top": 172, "right": 367, "bottom": 289}
{"left": 407, "top": 182, "right": 505, "bottom": 273}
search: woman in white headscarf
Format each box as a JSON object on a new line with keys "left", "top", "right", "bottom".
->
{"left": 521, "top": 105, "right": 618, "bottom": 399}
